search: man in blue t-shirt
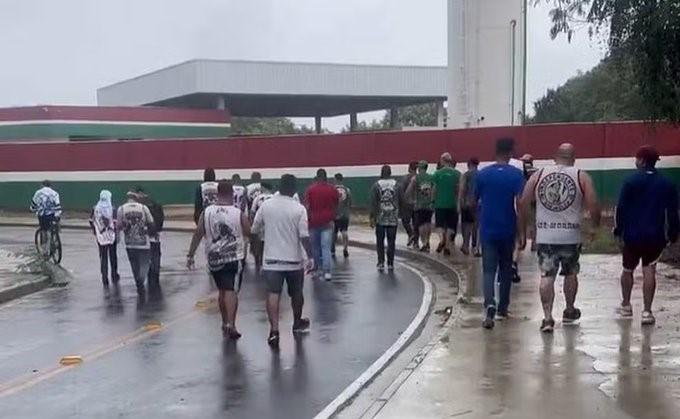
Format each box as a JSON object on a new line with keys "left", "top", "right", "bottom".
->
{"left": 476, "top": 138, "right": 526, "bottom": 329}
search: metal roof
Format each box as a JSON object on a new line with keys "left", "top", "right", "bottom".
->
{"left": 97, "top": 60, "right": 447, "bottom": 117}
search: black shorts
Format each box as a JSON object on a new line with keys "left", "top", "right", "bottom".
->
{"left": 460, "top": 207, "right": 477, "bottom": 224}
{"left": 38, "top": 214, "right": 57, "bottom": 231}
{"left": 622, "top": 243, "right": 665, "bottom": 271}
{"left": 334, "top": 217, "right": 349, "bottom": 232}
{"left": 414, "top": 209, "right": 433, "bottom": 228}
{"left": 265, "top": 269, "right": 304, "bottom": 297}
{"left": 435, "top": 208, "right": 458, "bottom": 230}
{"left": 210, "top": 261, "right": 242, "bottom": 291}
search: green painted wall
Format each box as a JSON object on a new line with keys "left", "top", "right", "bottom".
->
{"left": 2, "top": 168, "right": 678, "bottom": 211}
{"left": 0, "top": 123, "right": 230, "bottom": 139}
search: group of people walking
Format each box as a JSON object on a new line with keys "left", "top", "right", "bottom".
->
{"left": 31, "top": 135, "right": 678, "bottom": 345}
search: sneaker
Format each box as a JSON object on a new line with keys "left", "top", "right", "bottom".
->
{"left": 641, "top": 311, "right": 656, "bottom": 326}
{"left": 482, "top": 306, "right": 496, "bottom": 329}
{"left": 436, "top": 242, "right": 445, "bottom": 254}
{"left": 387, "top": 264, "right": 394, "bottom": 271}
{"left": 293, "top": 318, "right": 311, "bottom": 333}
{"left": 323, "top": 272, "right": 332, "bottom": 281}
{"left": 618, "top": 304, "right": 633, "bottom": 319}
{"left": 496, "top": 311, "right": 509, "bottom": 321}
{"left": 460, "top": 246, "right": 470, "bottom": 256}
{"left": 343, "top": 248, "right": 349, "bottom": 258}
{"left": 511, "top": 263, "right": 521, "bottom": 283}
{"left": 223, "top": 325, "right": 242, "bottom": 340}
{"left": 540, "top": 318, "right": 555, "bottom": 333}
{"left": 562, "top": 308, "right": 582, "bottom": 324}
{"left": 377, "top": 263, "right": 385, "bottom": 272}
{"left": 406, "top": 237, "right": 415, "bottom": 248}
{"left": 420, "top": 244, "right": 431, "bottom": 253}
{"left": 443, "top": 248, "right": 451, "bottom": 256}
{"left": 473, "top": 250, "right": 482, "bottom": 258}
{"left": 102, "top": 277, "right": 109, "bottom": 288}
{"left": 268, "top": 331, "right": 280, "bottom": 348}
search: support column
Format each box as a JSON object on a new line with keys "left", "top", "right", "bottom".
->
{"left": 216, "top": 95, "right": 227, "bottom": 110}
{"left": 437, "top": 102, "right": 447, "bottom": 128}
{"left": 389, "top": 107, "right": 400, "bottom": 130}
{"left": 349, "top": 112, "right": 358, "bottom": 132}
{"left": 315, "top": 116, "right": 322, "bottom": 134}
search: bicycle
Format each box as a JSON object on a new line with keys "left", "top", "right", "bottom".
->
{"left": 34, "top": 219, "right": 62, "bottom": 264}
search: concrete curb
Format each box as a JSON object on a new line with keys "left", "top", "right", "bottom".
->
{"left": 313, "top": 240, "right": 463, "bottom": 419}
{"left": 0, "top": 277, "right": 52, "bottom": 305}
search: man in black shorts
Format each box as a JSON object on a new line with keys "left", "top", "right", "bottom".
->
{"left": 407, "top": 161, "right": 435, "bottom": 252}
{"left": 432, "top": 153, "right": 461, "bottom": 255}
{"left": 187, "top": 180, "right": 251, "bottom": 339}
{"left": 614, "top": 145, "right": 679, "bottom": 326}
{"left": 252, "top": 174, "right": 315, "bottom": 348}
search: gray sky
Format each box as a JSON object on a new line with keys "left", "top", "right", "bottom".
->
{"left": 1, "top": 0, "right": 606, "bottom": 131}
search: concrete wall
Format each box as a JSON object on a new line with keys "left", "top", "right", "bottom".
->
{"left": 0, "top": 122, "right": 678, "bottom": 210}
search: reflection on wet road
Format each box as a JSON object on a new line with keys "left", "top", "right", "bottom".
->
{"left": 0, "top": 227, "right": 424, "bottom": 418}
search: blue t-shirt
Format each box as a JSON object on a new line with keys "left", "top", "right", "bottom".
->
{"left": 476, "top": 163, "right": 525, "bottom": 241}
{"left": 615, "top": 169, "right": 679, "bottom": 246}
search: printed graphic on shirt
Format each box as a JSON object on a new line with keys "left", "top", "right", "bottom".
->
{"left": 94, "top": 209, "right": 116, "bottom": 245}
{"left": 32, "top": 189, "right": 61, "bottom": 216}
{"left": 233, "top": 185, "right": 246, "bottom": 211}
{"left": 247, "top": 184, "right": 262, "bottom": 209}
{"left": 206, "top": 207, "right": 241, "bottom": 269}
{"left": 201, "top": 182, "right": 218, "bottom": 208}
{"left": 123, "top": 209, "right": 149, "bottom": 247}
{"left": 377, "top": 179, "right": 398, "bottom": 225}
{"left": 537, "top": 172, "right": 577, "bottom": 212}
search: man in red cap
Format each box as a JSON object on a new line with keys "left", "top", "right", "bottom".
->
{"left": 614, "top": 145, "right": 679, "bottom": 326}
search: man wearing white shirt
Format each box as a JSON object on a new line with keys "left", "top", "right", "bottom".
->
{"left": 252, "top": 174, "right": 314, "bottom": 348}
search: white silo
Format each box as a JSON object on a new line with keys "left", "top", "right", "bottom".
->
{"left": 448, "top": 0, "right": 527, "bottom": 128}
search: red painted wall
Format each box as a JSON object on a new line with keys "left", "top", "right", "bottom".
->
{"left": 0, "top": 122, "right": 678, "bottom": 172}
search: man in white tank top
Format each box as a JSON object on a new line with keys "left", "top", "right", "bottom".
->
{"left": 187, "top": 180, "right": 251, "bottom": 340}
{"left": 521, "top": 143, "right": 601, "bottom": 333}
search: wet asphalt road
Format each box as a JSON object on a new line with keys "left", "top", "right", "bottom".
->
{"left": 0, "top": 227, "right": 424, "bottom": 419}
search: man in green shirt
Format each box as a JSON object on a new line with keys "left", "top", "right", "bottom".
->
{"left": 432, "top": 152, "right": 461, "bottom": 256}
{"left": 407, "top": 160, "right": 434, "bottom": 252}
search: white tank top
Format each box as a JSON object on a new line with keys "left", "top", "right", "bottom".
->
{"left": 535, "top": 165, "right": 584, "bottom": 244}
{"left": 203, "top": 204, "right": 244, "bottom": 271}
{"left": 200, "top": 182, "right": 218, "bottom": 208}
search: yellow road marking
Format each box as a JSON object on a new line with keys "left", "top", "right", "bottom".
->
{"left": 0, "top": 292, "right": 217, "bottom": 398}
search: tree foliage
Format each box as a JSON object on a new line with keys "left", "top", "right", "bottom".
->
{"left": 530, "top": 57, "right": 647, "bottom": 123}
{"left": 342, "top": 103, "right": 440, "bottom": 132}
{"left": 231, "top": 117, "right": 317, "bottom": 136}
{"left": 538, "top": 0, "right": 680, "bottom": 122}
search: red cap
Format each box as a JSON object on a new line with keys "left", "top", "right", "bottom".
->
{"left": 635, "top": 145, "right": 660, "bottom": 165}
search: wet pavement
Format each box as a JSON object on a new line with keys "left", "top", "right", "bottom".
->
{"left": 373, "top": 247, "right": 680, "bottom": 419}
{"left": 0, "top": 227, "right": 424, "bottom": 419}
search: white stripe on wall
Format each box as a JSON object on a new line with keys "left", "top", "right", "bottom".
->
{"left": 0, "top": 156, "right": 678, "bottom": 182}
{"left": 0, "top": 120, "right": 231, "bottom": 128}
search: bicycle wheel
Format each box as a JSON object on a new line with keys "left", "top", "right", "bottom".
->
{"left": 35, "top": 228, "right": 48, "bottom": 258}
{"left": 50, "top": 231, "right": 62, "bottom": 264}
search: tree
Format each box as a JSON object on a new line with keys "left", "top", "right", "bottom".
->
{"left": 538, "top": 0, "right": 680, "bottom": 122}
{"left": 530, "top": 57, "right": 648, "bottom": 123}
{"left": 230, "top": 117, "right": 318, "bottom": 136}
{"left": 341, "top": 103, "right": 440, "bottom": 132}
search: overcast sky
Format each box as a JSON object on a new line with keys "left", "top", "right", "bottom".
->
{"left": 1, "top": 0, "right": 606, "bottom": 131}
